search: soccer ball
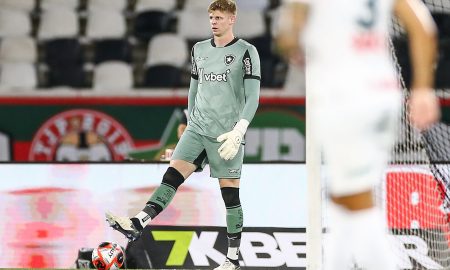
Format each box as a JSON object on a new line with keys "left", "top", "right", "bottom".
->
{"left": 91, "top": 242, "right": 125, "bottom": 270}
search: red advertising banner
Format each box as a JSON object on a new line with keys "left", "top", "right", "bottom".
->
{"left": 386, "top": 166, "right": 450, "bottom": 269}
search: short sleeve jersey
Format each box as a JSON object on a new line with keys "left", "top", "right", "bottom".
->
{"left": 188, "top": 38, "right": 260, "bottom": 138}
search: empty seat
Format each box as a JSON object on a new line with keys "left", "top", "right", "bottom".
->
{"left": 234, "top": 12, "right": 266, "bottom": 39}
{"left": 86, "top": 9, "right": 126, "bottom": 39}
{"left": 436, "top": 14, "right": 450, "bottom": 38}
{"left": 436, "top": 58, "right": 450, "bottom": 88}
{"left": 93, "top": 39, "right": 132, "bottom": 64}
{"left": 283, "top": 63, "right": 306, "bottom": 94}
{"left": 47, "top": 64, "right": 86, "bottom": 88}
{"left": 133, "top": 10, "right": 174, "bottom": 41}
{"left": 435, "top": 38, "right": 450, "bottom": 89}
{"left": 249, "top": 35, "right": 272, "bottom": 59}
{"left": 0, "top": 62, "right": 37, "bottom": 90}
{"left": 93, "top": 61, "right": 133, "bottom": 90}
{"left": 0, "top": 36, "right": 37, "bottom": 63}
{"left": 143, "top": 34, "right": 187, "bottom": 88}
{"left": 135, "top": 0, "right": 176, "bottom": 12}
{"left": 268, "top": 6, "right": 281, "bottom": 37}
{"left": 88, "top": 0, "right": 127, "bottom": 11}
{"left": 0, "top": 0, "right": 36, "bottom": 12}
{"left": 43, "top": 38, "right": 83, "bottom": 67}
{"left": 0, "top": 9, "right": 31, "bottom": 37}
{"left": 436, "top": 63, "right": 450, "bottom": 88}
{"left": 146, "top": 34, "right": 188, "bottom": 68}
{"left": 183, "top": 0, "right": 212, "bottom": 10}
{"left": 38, "top": 8, "right": 79, "bottom": 40}
{"left": 234, "top": 11, "right": 270, "bottom": 57}
{"left": 143, "top": 65, "right": 181, "bottom": 88}
{"left": 40, "top": 0, "right": 79, "bottom": 10}
{"left": 177, "top": 10, "right": 211, "bottom": 43}
{"left": 236, "top": 0, "right": 269, "bottom": 11}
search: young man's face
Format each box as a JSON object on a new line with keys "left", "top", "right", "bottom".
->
{"left": 209, "top": 10, "right": 236, "bottom": 37}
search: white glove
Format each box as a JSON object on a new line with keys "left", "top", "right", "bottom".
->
{"left": 217, "top": 119, "right": 249, "bottom": 160}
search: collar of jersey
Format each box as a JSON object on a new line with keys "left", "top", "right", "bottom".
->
{"left": 210, "top": 37, "right": 239, "bottom": 48}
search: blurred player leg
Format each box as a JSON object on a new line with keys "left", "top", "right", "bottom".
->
{"left": 321, "top": 95, "right": 399, "bottom": 270}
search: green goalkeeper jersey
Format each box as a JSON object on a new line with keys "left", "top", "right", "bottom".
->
{"left": 187, "top": 37, "right": 261, "bottom": 138}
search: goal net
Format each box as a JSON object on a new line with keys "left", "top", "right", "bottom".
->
{"left": 387, "top": 0, "right": 450, "bottom": 269}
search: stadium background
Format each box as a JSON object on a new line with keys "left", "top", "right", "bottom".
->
{"left": 0, "top": 0, "right": 449, "bottom": 269}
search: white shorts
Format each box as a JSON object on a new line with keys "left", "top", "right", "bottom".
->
{"left": 313, "top": 90, "right": 402, "bottom": 196}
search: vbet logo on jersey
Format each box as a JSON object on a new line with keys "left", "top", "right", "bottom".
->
{"left": 198, "top": 68, "right": 231, "bottom": 83}
{"left": 29, "top": 109, "right": 134, "bottom": 161}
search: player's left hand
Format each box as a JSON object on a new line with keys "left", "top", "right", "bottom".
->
{"left": 217, "top": 129, "right": 243, "bottom": 160}
{"left": 409, "top": 88, "right": 440, "bottom": 130}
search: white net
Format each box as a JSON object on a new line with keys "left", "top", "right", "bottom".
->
{"left": 387, "top": 1, "right": 450, "bottom": 269}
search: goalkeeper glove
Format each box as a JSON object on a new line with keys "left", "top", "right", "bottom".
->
{"left": 217, "top": 119, "right": 249, "bottom": 160}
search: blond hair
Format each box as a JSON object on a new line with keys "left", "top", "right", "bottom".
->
{"left": 208, "top": 0, "right": 237, "bottom": 15}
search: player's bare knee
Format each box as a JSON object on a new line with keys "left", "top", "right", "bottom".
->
{"left": 331, "top": 190, "right": 374, "bottom": 211}
{"left": 162, "top": 167, "right": 185, "bottom": 189}
{"left": 221, "top": 187, "right": 241, "bottom": 207}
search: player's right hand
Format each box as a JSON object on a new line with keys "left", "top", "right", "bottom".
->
{"left": 217, "top": 129, "right": 243, "bottom": 161}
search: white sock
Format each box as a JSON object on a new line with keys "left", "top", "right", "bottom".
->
{"left": 324, "top": 203, "right": 354, "bottom": 270}
{"left": 135, "top": 211, "right": 152, "bottom": 228}
{"left": 227, "top": 247, "right": 239, "bottom": 261}
{"left": 324, "top": 203, "right": 397, "bottom": 270}
{"left": 350, "top": 207, "right": 397, "bottom": 270}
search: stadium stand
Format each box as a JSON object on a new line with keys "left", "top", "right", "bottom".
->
{"left": 1, "top": 0, "right": 447, "bottom": 92}
{"left": 0, "top": 0, "right": 290, "bottom": 91}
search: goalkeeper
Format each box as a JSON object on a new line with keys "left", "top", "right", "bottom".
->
{"left": 105, "top": 1, "right": 260, "bottom": 270}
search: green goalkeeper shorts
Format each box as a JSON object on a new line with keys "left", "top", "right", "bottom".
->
{"left": 172, "top": 129, "right": 244, "bottom": 179}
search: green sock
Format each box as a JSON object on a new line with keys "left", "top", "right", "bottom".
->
{"left": 142, "top": 183, "right": 177, "bottom": 219}
{"left": 226, "top": 205, "right": 243, "bottom": 262}
{"left": 226, "top": 205, "right": 243, "bottom": 234}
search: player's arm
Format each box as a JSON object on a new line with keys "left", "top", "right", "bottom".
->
{"left": 188, "top": 46, "right": 199, "bottom": 118}
{"left": 241, "top": 46, "right": 261, "bottom": 124}
{"left": 275, "top": 0, "right": 309, "bottom": 62}
{"left": 394, "top": 0, "right": 440, "bottom": 130}
{"left": 217, "top": 46, "right": 261, "bottom": 161}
